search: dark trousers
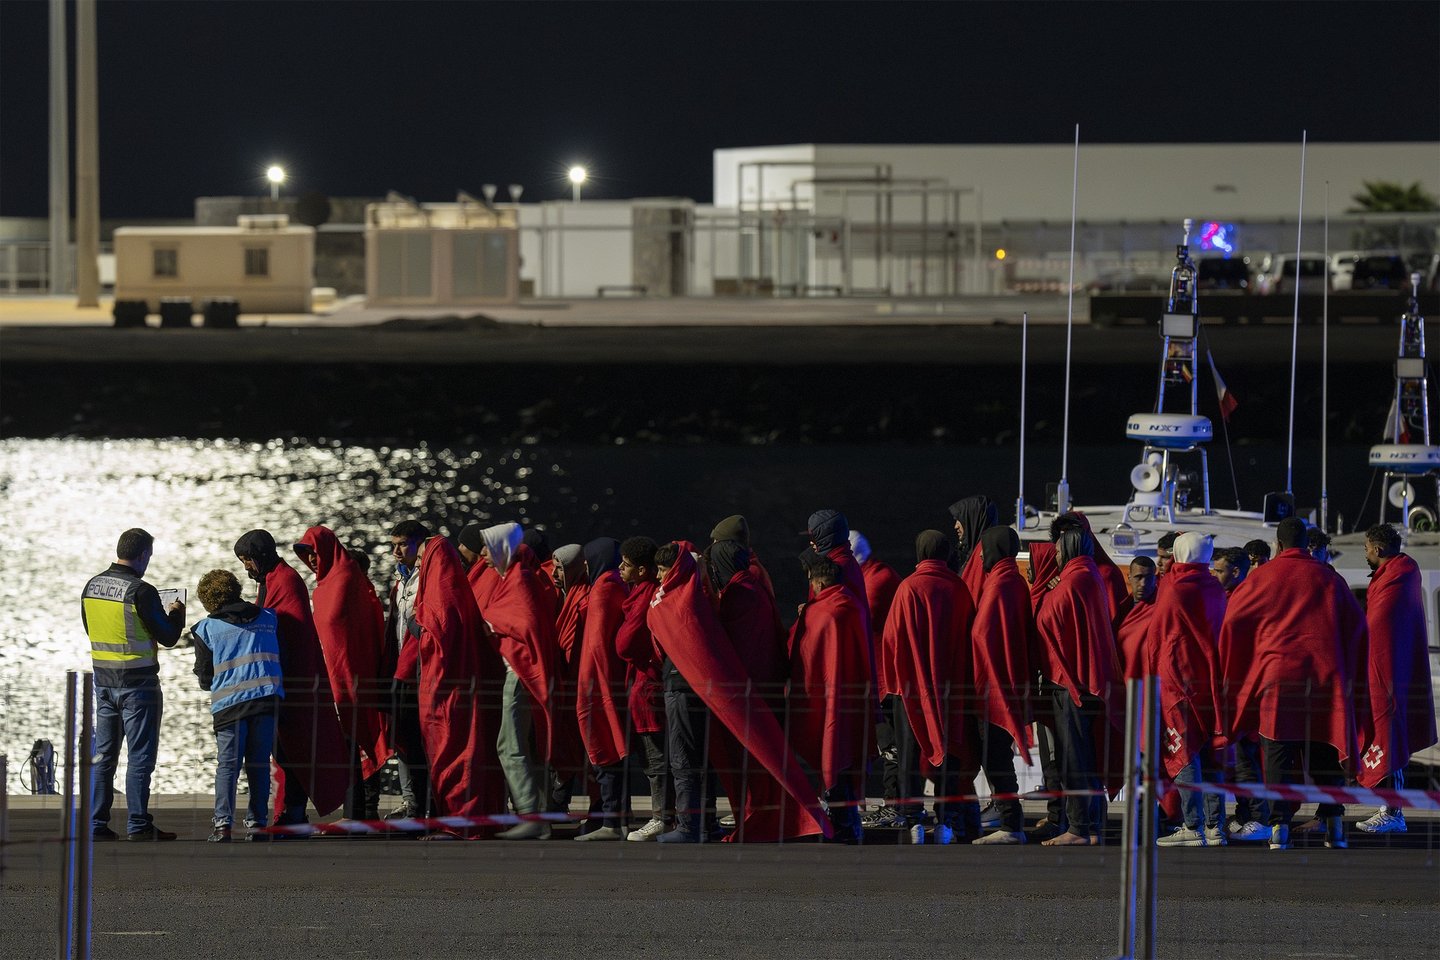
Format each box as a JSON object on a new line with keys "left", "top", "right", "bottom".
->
{"left": 272, "top": 740, "right": 311, "bottom": 825}
{"left": 390, "top": 679, "right": 430, "bottom": 816}
{"left": 343, "top": 741, "right": 382, "bottom": 821}
{"left": 823, "top": 776, "right": 863, "bottom": 843}
{"left": 1051, "top": 688, "right": 1105, "bottom": 836}
{"left": 979, "top": 721, "right": 1025, "bottom": 832}
{"left": 1035, "top": 719, "right": 1067, "bottom": 830}
{"left": 878, "top": 694, "right": 924, "bottom": 815}
{"left": 1261, "top": 737, "right": 1346, "bottom": 826}
{"left": 638, "top": 730, "right": 672, "bottom": 821}
{"left": 665, "top": 671, "right": 718, "bottom": 836}
{"left": 589, "top": 763, "right": 627, "bottom": 822}
{"left": 1231, "top": 737, "right": 1270, "bottom": 824}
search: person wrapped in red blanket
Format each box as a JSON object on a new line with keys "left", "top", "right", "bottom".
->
{"left": 410, "top": 535, "right": 507, "bottom": 835}
{"left": 1355, "top": 524, "right": 1436, "bottom": 835}
{"left": 234, "top": 529, "right": 347, "bottom": 825}
{"left": 1221, "top": 517, "right": 1370, "bottom": 850}
{"left": 294, "top": 525, "right": 395, "bottom": 821}
{"left": 1150, "top": 533, "right": 1229, "bottom": 847}
{"left": 572, "top": 537, "right": 629, "bottom": 839}
{"left": 616, "top": 536, "right": 670, "bottom": 841}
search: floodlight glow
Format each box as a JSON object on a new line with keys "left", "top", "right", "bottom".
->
{"left": 266, "top": 165, "right": 286, "bottom": 184}
{"left": 995, "top": 248, "right": 1007, "bottom": 261}
{"left": 568, "top": 166, "right": 587, "bottom": 184}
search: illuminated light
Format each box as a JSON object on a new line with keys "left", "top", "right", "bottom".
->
{"left": 995, "top": 248, "right": 1007, "bottom": 261}
{"left": 568, "top": 166, "right": 587, "bottom": 184}
{"left": 266, "top": 165, "right": 286, "bottom": 185}
{"left": 1197, "top": 221, "right": 1236, "bottom": 256}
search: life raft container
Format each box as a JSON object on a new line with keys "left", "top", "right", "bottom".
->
{"left": 1368, "top": 444, "right": 1440, "bottom": 474}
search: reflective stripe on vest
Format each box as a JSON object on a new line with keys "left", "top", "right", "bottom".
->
{"left": 83, "top": 575, "right": 157, "bottom": 670}
{"left": 193, "top": 612, "right": 284, "bottom": 716}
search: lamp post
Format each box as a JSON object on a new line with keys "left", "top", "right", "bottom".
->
{"left": 568, "top": 166, "right": 586, "bottom": 203}
{"left": 266, "top": 165, "right": 286, "bottom": 202}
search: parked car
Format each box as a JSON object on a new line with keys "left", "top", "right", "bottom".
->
{"left": 1196, "top": 256, "right": 1252, "bottom": 291}
{"left": 1350, "top": 254, "right": 1411, "bottom": 291}
{"left": 1328, "top": 250, "right": 1365, "bottom": 291}
{"left": 1086, "top": 268, "right": 1167, "bottom": 294}
{"left": 1254, "top": 253, "right": 1327, "bottom": 295}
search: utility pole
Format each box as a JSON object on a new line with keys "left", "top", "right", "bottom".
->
{"left": 74, "top": 0, "right": 100, "bottom": 308}
{"left": 49, "top": 0, "right": 69, "bottom": 294}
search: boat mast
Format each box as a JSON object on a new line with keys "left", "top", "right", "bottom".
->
{"left": 1016, "top": 310, "right": 1028, "bottom": 530}
{"left": 1057, "top": 125, "right": 1079, "bottom": 514}
{"left": 1321, "top": 184, "right": 1330, "bottom": 532}
{"left": 1284, "top": 132, "right": 1307, "bottom": 496}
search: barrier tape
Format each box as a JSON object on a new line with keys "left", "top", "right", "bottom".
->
{"left": 1172, "top": 780, "right": 1440, "bottom": 811}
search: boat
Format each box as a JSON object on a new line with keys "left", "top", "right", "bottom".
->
{"left": 1018, "top": 223, "right": 1440, "bottom": 772}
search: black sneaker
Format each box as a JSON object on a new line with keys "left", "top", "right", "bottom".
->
{"left": 385, "top": 805, "right": 418, "bottom": 820}
{"left": 92, "top": 826, "right": 119, "bottom": 841}
{"left": 207, "top": 825, "right": 232, "bottom": 843}
{"left": 860, "top": 805, "right": 906, "bottom": 828}
{"left": 127, "top": 825, "right": 177, "bottom": 842}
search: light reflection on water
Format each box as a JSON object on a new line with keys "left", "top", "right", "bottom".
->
{"left": 0, "top": 437, "right": 561, "bottom": 795}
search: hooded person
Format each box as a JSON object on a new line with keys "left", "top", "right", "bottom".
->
{"left": 1220, "top": 517, "right": 1370, "bottom": 851}
{"left": 850, "top": 531, "right": 903, "bottom": 638}
{"left": 787, "top": 548, "right": 875, "bottom": 843}
{"left": 1050, "top": 512, "right": 1129, "bottom": 618}
{"left": 878, "top": 530, "right": 977, "bottom": 844}
{"left": 233, "top": 530, "right": 348, "bottom": 824}
{"left": 648, "top": 545, "right": 829, "bottom": 843}
{"left": 548, "top": 542, "right": 589, "bottom": 815}
{"left": 1022, "top": 538, "right": 1066, "bottom": 838}
{"left": 470, "top": 521, "right": 565, "bottom": 839}
{"left": 1355, "top": 523, "right": 1437, "bottom": 834}
{"left": 571, "top": 537, "right": 631, "bottom": 839}
{"left": 1033, "top": 525, "right": 1125, "bottom": 846}
{"left": 1149, "top": 533, "right": 1230, "bottom": 847}
{"left": 950, "top": 495, "right": 999, "bottom": 597}
{"left": 294, "top": 525, "right": 395, "bottom": 821}
{"left": 615, "top": 536, "right": 671, "bottom": 841}
{"left": 524, "top": 529, "right": 562, "bottom": 616}
{"left": 410, "top": 536, "right": 507, "bottom": 832}
{"left": 970, "top": 526, "right": 1040, "bottom": 844}
{"left": 706, "top": 538, "right": 816, "bottom": 842}
{"left": 710, "top": 514, "right": 775, "bottom": 597}
{"left": 457, "top": 522, "right": 502, "bottom": 610}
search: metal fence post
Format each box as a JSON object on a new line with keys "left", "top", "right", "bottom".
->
{"left": 1116, "top": 678, "right": 1142, "bottom": 959}
{"left": 0, "top": 753, "right": 9, "bottom": 874}
{"left": 57, "top": 670, "right": 77, "bottom": 960}
{"left": 1138, "top": 676, "right": 1160, "bottom": 960}
{"left": 76, "top": 673, "right": 95, "bottom": 960}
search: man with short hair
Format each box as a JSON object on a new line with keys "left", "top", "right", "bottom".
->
{"left": 192, "top": 569, "right": 282, "bottom": 843}
{"left": 1355, "top": 524, "right": 1437, "bottom": 834}
{"left": 1155, "top": 531, "right": 1178, "bottom": 578}
{"left": 1115, "top": 557, "right": 1157, "bottom": 679}
{"left": 1307, "top": 528, "right": 1333, "bottom": 564}
{"left": 385, "top": 519, "right": 430, "bottom": 818}
{"left": 83, "top": 528, "right": 185, "bottom": 841}
{"left": 616, "top": 536, "right": 671, "bottom": 840}
{"left": 1209, "top": 547, "right": 1249, "bottom": 594}
{"left": 1244, "top": 539, "right": 1271, "bottom": 569}
{"left": 851, "top": 529, "right": 914, "bottom": 832}
{"left": 1221, "top": 517, "right": 1368, "bottom": 851}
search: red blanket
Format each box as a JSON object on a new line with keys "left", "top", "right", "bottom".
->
{"left": 860, "top": 558, "right": 903, "bottom": 638}
{"left": 1035, "top": 556, "right": 1125, "bottom": 714}
{"left": 1115, "top": 600, "right": 1156, "bottom": 680}
{"left": 1148, "top": 562, "right": 1227, "bottom": 778}
{"left": 616, "top": 579, "right": 664, "bottom": 734}
{"left": 880, "top": 559, "right": 975, "bottom": 770}
{"left": 1028, "top": 542, "right": 1060, "bottom": 611}
{"left": 413, "top": 537, "right": 507, "bottom": 825}
{"left": 1221, "top": 548, "right": 1370, "bottom": 762}
{"left": 1358, "top": 554, "right": 1437, "bottom": 786}
{"left": 576, "top": 572, "right": 628, "bottom": 766}
{"left": 298, "top": 526, "right": 394, "bottom": 779}
{"left": 1073, "top": 512, "right": 1130, "bottom": 618}
{"left": 714, "top": 566, "right": 821, "bottom": 841}
{"left": 260, "top": 559, "right": 348, "bottom": 817}
{"left": 555, "top": 581, "right": 590, "bottom": 665}
{"left": 787, "top": 582, "right": 875, "bottom": 795}
{"left": 474, "top": 543, "right": 563, "bottom": 766}
{"left": 650, "top": 551, "right": 829, "bottom": 840}
{"left": 971, "top": 556, "right": 1038, "bottom": 758}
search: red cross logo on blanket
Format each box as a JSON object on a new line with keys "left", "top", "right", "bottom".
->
{"left": 1165, "top": 726, "right": 1183, "bottom": 755}
{"left": 1363, "top": 744, "right": 1385, "bottom": 770}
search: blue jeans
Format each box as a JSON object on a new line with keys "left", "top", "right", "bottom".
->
{"left": 1174, "top": 750, "right": 1223, "bottom": 830}
{"left": 214, "top": 714, "right": 276, "bottom": 827}
{"left": 91, "top": 683, "right": 163, "bottom": 835}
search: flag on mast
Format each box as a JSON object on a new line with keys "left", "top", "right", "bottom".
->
{"left": 1382, "top": 397, "right": 1412, "bottom": 444}
{"left": 1207, "top": 349, "right": 1239, "bottom": 421}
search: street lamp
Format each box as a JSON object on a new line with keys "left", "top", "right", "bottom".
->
{"left": 568, "top": 165, "right": 586, "bottom": 203}
{"left": 266, "top": 164, "right": 286, "bottom": 201}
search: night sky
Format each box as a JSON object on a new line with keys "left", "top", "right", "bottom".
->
{"left": 2, "top": 0, "right": 1437, "bottom": 218}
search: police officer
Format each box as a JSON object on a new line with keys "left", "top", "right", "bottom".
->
{"left": 82, "top": 528, "right": 185, "bottom": 840}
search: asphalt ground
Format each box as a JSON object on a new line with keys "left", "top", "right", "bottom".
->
{"left": 3, "top": 804, "right": 1437, "bottom": 960}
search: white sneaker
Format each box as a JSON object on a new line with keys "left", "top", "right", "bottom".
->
{"left": 495, "top": 821, "right": 551, "bottom": 841}
{"left": 1204, "top": 826, "right": 1227, "bottom": 847}
{"left": 1229, "top": 820, "right": 1270, "bottom": 843}
{"left": 1156, "top": 826, "right": 1205, "bottom": 847}
{"left": 930, "top": 824, "right": 955, "bottom": 845}
{"left": 573, "top": 825, "right": 622, "bottom": 841}
{"left": 1356, "top": 810, "right": 1407, "bottom": 834}
{"left": 972, "top": 829, "right": 1026, "bottom": 845}
{"left": 626, "top": 817, "right": 667, "bottom": 842}
{"left": 909, "top": 823, "right": 927, "bottom": 845}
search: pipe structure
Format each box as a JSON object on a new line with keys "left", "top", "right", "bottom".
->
{"left": 76, "top": 673, "right": 94, "bottom": 960}
{"left": 57, "top": 671, "right": 77, "bottom": 960}
{"left": 0, "top": 753, "right": 8, "bottom": 875}
{"left": 1137, "top": 676, "right": 1160, "bottom": 960}
{"left": 74, "top": 0, "right": 100, "bottom": 307}
{"left": 1116, "top": 678, "right": 1143, "bottom": 959}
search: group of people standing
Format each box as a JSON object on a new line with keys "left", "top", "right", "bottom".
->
{"left": 81, "top": 500, "right": 1434, "bottom": 849}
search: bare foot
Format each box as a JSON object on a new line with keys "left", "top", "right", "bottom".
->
{"left": 1041, "top": 830, "right": 1093, "bottom": 847}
